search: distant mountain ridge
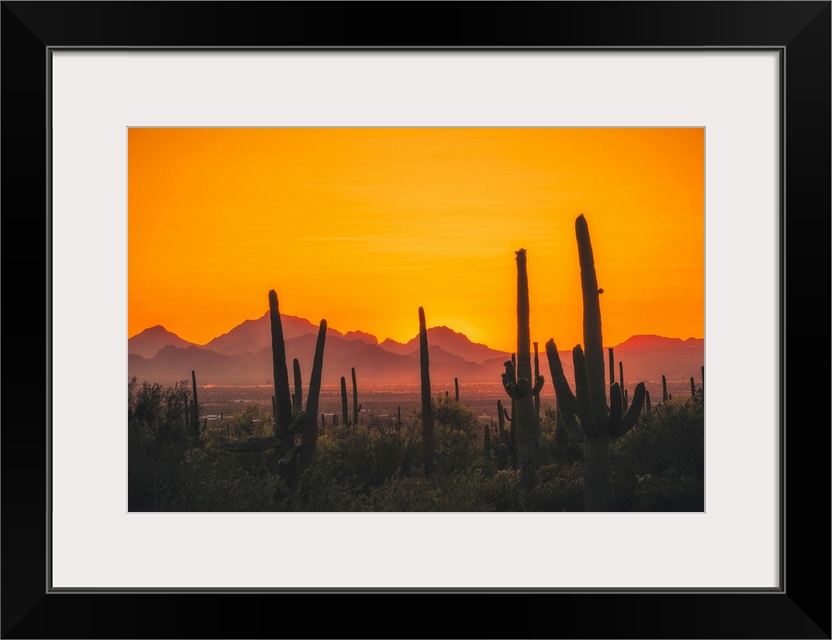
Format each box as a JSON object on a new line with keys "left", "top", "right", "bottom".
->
{"left": 380, "top": 325, "right": 508, "bottom": 364}
{"left": 128, "top": 313, "right": 703, "bottom": 390}
{"left": 127, "top": 325, "right": 194, "bottom": 359}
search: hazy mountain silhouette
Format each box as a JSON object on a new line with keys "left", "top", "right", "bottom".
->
{"left": 200, "top": 311, "right": 379, "bottom": 355}
{"left": 127, "top": 325, "right": 195, "bottom": 359}
{"left": 130, "top": 333, "right": 484, "bottom": 386}
{"left": 381, "top": 325, "right": 510, "bottom": 364}
{"left": 128, "top": 314, "right": 703, "bottom": 392}
{"left": 342, "top": 330, "right": 378, "bottom": 345}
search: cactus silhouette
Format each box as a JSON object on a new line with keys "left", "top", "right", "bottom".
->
{"left": 419, "top": 307, "right": 435, "bottom": 478}
{"left": 502, "top": 249, "right": 545, "bottom": 491}
{"left": 340, "top": 376, "right": 350, "bottom": 427}
{"left": 292, "top": 358, "right": 302, "bottom": 415}
{"left": 223, "top": 291, "right": 327, "bottom": 481}
{"left": 497, "top": 399, "right": 508, "bottom": 441}
{"left": 608, "top": 348, "right": 615, "bottom": 384}
{"left": 284, "top": 319, "right": 326, "bottom": 472}
{"left": 546, "top": 215, "right": 645, "bottom": 511}
{"left": 662, "top": 374, "right": 668, "bottom": 402}
{"left": 619, "top": 361, "right": 628, "bottom": 411}
{"left": 533, "top": 341, "right": 541, "bottom": 425}
{"left": 351, "top": 367, "right": 361, "bottom": 426}
{"left": 454, "top": 377, "right": 459, "bottom": 402}
{"left": 496, "top": 398, "right": 515, "bottom": 466}
{"left": 268, "top": 290, "right": 293, "bottom": 436}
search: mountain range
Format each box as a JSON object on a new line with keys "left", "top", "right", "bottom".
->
{"left": 128, "top": 311, "right": 704, "bottom": 391}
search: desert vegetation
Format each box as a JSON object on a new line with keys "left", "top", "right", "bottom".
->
{"left": 128, "top": 215, "right": 704, "bottom": 512}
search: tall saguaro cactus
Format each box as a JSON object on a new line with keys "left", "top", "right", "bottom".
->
{"left": 419, "top": 307, "right": 435, "bottom": 479}
{"left": 351, "top": 367, "right": 361, "bottom": 426}
{"left": 224, "top": 291, "right": 327, "bottom": 483}
{"left": 619, "top": 361, "right": 628, "bottom": 411}
{"left": 546, "top": 215, "right": 645, "bottom": 511}
{"left": 340, "top": 376, "right": 350, "bottom": 427}
{"left": 292, "top": 358, "right": 303, "bottom": 416}
{"left": 269, "top": 290, "right": 293, "bottom": 441}
{"left": 502, "top": 249, "right": 545, "bottom": 491}
{"left": 533, "top": 342, "right": 541, "bottom": 423}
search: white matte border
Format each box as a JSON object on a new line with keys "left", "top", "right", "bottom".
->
{"left": 50, "top": 51, "right": 779, "bottom": 589}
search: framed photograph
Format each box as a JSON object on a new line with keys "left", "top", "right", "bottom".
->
{"left": 3, "top": 2, "right": 829, "bottom": 638}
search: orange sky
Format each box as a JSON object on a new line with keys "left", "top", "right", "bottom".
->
{"left": 128, "top": 128, "right": 703, "bottom": 353}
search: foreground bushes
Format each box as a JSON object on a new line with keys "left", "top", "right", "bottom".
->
{"left": 128, "top": 378, "right": 703, "bottom": 512}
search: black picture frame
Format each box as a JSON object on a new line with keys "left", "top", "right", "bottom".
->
{"left": 2, "top": 2, "right": 829, "bottom": 638}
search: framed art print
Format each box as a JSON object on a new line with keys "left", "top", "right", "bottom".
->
{"left": 3, "top": 2, "right": 829, "bottom": 638}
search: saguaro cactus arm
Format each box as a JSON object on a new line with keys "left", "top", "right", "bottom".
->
{"left": 287, "top": 411, "right": 307, "bottom": 434}
{"left": 609, "top": 382, "right": 646, "bottom": 437}
{"left": 501, "top": 359, "right": 519, "bottom": 398}
{"left": 544, "top": 340, "right": 578, "bottom": 415}
{"left": 572, "top": 346, "right": 600, "bottom": 437}
{"left": 277, "top": 444, "right": 302, "bottom": 467}
{"left": 296, "top": 320, "right": 326, "bottom": 470}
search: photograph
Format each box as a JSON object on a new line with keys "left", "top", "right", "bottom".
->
{"left": 127, "top": 126, "right": 705, "bottom": 513}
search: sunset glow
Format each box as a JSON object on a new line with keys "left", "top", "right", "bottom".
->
{"left": 128, "top": 128, "right": 704, "bottom": 352}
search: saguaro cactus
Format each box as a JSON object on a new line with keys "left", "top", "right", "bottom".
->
{"left": 662, "top": 375, "right": 668, "bottom": 402}
{"left": 340, "top": 376, "right": 350, "bottom": 427}
{"left": 352, "top": 367, "right": 361, "bottom": 426}
{"left": 224, "top": 291, "right": 327, "bottom": 482}
{"left": 533, "top": 342, "right": 541, "bottom": 424}
{"left": 546, "top": 215, "right": 645, "bottom": 511}
{"left": 501, "top": 249, "right": 545, "bottom": 491}
{"left": 608, "top": 348, "right": 615, "bottom": 384}
{"left": 619, "top": 361, "right": 628, "bottom": 411}
{"left": 454, "top": 377, "right": 459, "bottom": 402}
{"left": 269, "top": 290, "right": 293, "bottom": 442}
{"left": 291, "top": 320, "right": 326, "bottom": 470}
{"left": 419, "top": 307, "right": 435, "bottom": 478}
{"left": 292, "top": 359, "right": 302, "bottom": 416}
